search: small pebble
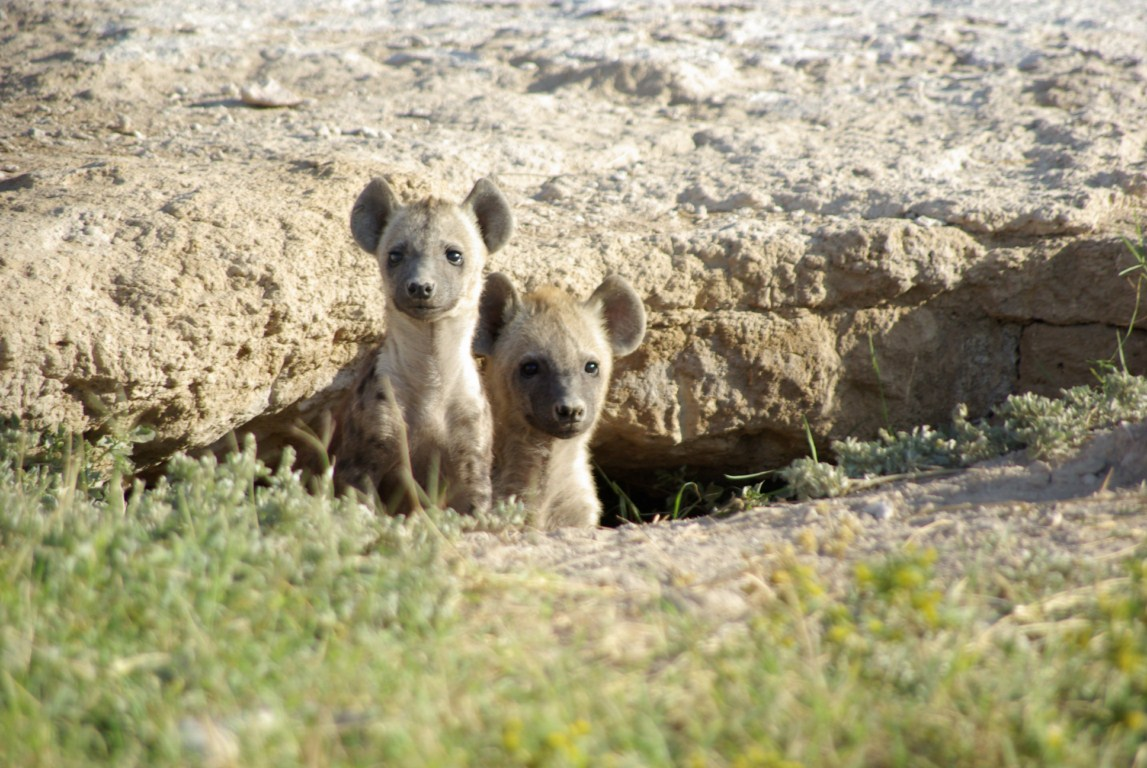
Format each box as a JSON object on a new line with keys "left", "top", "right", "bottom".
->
{"left": 240, "top": 79, "right": 304, "bottom": 108}
{"left": 862, "top": 500, "right": 896, "bottom": 521}
{"left": 536, "top": 177, "right": 573, "bottom": 202}
{"left": 346, "top": 126, "right": 382, "bottom": 139}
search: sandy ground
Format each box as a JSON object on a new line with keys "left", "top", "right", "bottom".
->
{"left": 462, "top": 421, "right": 1147, "bottom": 621}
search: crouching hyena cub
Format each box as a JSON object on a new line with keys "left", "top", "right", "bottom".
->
{"left": 475, "top": 273, "right": 646, "bottom": 528}
{"left": 332, "top": 177, "right": 514, "bottom": 515}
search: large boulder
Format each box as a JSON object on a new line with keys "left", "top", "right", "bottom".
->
{"left": 0, "top": 159, "right": 383, "bottom": 464}
{"left": 1, "top": 0, "right": 1145, "bottom": 480}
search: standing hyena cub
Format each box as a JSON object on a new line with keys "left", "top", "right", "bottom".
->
{"left": 475, "top": 273, "right": 646, "bottom": 528}
{"left": 332, "top": 177, "right": 514, "bottom": 515}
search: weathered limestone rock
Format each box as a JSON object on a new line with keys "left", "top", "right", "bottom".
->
{"left": 1019, "top": 324, "right": 1147, "bottom": 398}
{"left": 0, "top": 159, "right": 384, "bottom": 464}
{"left": 1, "top": 0, "right": 1145, "bottom": 480}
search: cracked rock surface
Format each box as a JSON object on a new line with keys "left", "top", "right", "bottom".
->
{"left": 1, "top": 0, "right": 1145, "bottom": 476}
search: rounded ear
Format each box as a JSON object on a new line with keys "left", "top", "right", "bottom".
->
{"left": 474, "top": 272, "right": 521, "bottom": 357}
{"left": 350, "top": 177, "right": 401, "bottom": 254}
{"left": 586, "top": 275, "right": 646, "bottom": 357}
{"left": 462, "top": 178, "right": 514, "bottom": 255}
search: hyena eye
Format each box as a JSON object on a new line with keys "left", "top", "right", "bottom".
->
{"left": 584, "top": 361, "right": 600, "bottom": 375}
{"left": 445, "top": 248, "right": 463, "bottom": 265}
{"left": 520, "top": 361, "right": 539, "bottom": 378}
{"left": 387, "top": 249, "right": 404, "bottom": 265}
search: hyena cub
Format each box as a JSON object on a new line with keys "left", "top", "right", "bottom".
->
{"left": 332, "top": 177, "right": 514, "bottom": 515}
{"left": 475, "top": 273, "right": 646, "bottom": 528}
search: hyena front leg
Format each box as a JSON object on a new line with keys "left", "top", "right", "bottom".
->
{"left": 336, "top": 373, "right": 420, "bottom": 512}
{"left": 443, "top": 402, "right": 493, "bottom": 516}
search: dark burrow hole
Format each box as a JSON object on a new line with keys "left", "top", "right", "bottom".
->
{"left": 593, "top": 466, "right": 787, "bottom": 527}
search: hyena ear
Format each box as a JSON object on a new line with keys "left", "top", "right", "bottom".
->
{"left": 350, "top": 177, "right": 401, "bottom": 255}
{"left": 474, "top": 272, "right": 521, "bottom": 357}
{"left": 462, "top": 178, "right": 515, "bottom": 255}
{"left": 587, "top": 275, "right": 646, "bottom": 357}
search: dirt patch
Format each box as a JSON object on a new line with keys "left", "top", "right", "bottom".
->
{"left": 462, "top": 422, "right": 1147, "bottom": 622}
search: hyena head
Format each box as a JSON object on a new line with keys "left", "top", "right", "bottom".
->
{"left": 476, "top": 274, "right": 646, "bottom": 439}
{"left": 350, "top": 177, "right": 514, "bottom": 321}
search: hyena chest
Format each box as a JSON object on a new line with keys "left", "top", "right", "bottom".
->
{"left": 405, "top": 404, "right": 449, "bottom": 471}
{"left": 401, "top": 387, "right": 485, "bottom": 485}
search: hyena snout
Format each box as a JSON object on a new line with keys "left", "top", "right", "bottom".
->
{"left": 536, "top": 379, "right": 595, "bottom": 438}
{"left": 391, "top": 259, "right": 452, "bottom": 315}
{"left": 553, "top": 399, "right": 586, "bottom": 424}
{"left": 406, "top": 279, "right": 435, "bottom": 300}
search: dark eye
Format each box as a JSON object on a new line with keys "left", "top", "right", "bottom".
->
{"left": 520, "top": 361, "right": 539, "bottom": 378}
{"left": 445, "top": 249, "right": 463, "bottom": 265}
{"left": 387, "top": 249, "right": 403, "bottom": 265}
{"left": 584, "top": 361, "right": 599, "bottom": 375}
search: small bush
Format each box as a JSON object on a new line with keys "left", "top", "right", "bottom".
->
{"left": 781, "top": 369, "right": 1147, "bottom": 500}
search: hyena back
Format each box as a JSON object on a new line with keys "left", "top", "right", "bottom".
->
{"left": 333, "top": 177, "right": 513, "bottom": 515}
{"left": 476, "top": 273, "right": 645, "bottom": 528}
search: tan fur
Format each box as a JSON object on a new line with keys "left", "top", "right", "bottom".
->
{"left": 477, "top": 274, "right": 645, "bottom": 528}
{"left": 333, "top": 178, "right": 513, "bottom": 515}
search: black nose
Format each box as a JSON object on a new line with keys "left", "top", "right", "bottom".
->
{"left": 407, "top": 281, "right": 434, "bottom": 300}
{"left": 554, "top": 402, "right": 585, "bottom": 422}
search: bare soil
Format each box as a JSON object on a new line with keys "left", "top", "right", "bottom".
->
{"left": 463, "top": 422, "right": 1147, "bottom": 621}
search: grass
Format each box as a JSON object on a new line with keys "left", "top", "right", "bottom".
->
{"left": 767, "top": 368, "right": 1147, "bottom": 501}
{"left": 1115, "top": 224, "right": 1147, "bottom": 371}
{"left": 2, "top": 415, "right": 1147, "bottom": 766}
{"left": 678, "top": 361, "right": 1147, "bottom": 508}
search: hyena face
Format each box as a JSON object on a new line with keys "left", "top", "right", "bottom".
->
{"left": 477, "top": 274, "right": 646, "bottom": 440}
{"left": 497, "top": 286, "right": 612, "bottom": 439}
{"left": 350, "top": 178, "right": 513, "bottom": 321}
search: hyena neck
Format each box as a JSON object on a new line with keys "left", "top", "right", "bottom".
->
{"left": 494, "top": 421, "right": 588, "bottom": 504}
{"left": 382, "top": 308, "right": 480, "bottom": 395}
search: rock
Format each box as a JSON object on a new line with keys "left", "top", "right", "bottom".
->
{"left": 0, "top": 0, "right": 1144, "bottom": 481}
{"left": 1018, "top": 323, "right": 1147, "bottom": 398}
{"left": 861, "top": 500, "right": 896, "bottom": 521}
{"left": 0, "top": 172, "right": 36, "bottom": 192}
{"left": 536, "top": 176, "right": 574, "bottom": 202}
{"left": 239, "top": 78, "right": 304, "bottom": 108}
{"left": 527, "top": 57, "right": 734, "bottom": 105}
{"left": 677, "top": 183, "right": 770, "bottom": 213}
{"left": 0, "top": 159, "right": 384, "bottom": 466}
